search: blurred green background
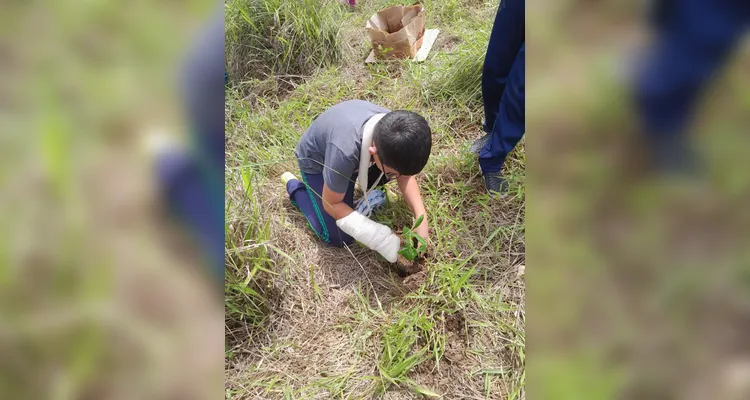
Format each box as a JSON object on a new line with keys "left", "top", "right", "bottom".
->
{"left": 1, "top": 1, "right": 223, "bottom": 399}
{"left": 527, "top": 0, "right": 750, "bottom": 398}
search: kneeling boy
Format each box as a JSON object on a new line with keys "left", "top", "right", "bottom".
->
{"left": 282, "top": 100, "right": 431, "bottom": 262}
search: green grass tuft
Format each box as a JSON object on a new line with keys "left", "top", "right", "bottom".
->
{"left": 225, "top": 167, "right": 275, "bottom": 347}
{"left": 375, "top": 305, "right": 443, "bottom": 394}
{"left": 225, "top": 0, "right": 343, "bottom": 85}
{"left": 408, "top": 25, "right": 489, "bottom": 109}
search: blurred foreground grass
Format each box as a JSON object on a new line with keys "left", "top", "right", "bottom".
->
{"left": 1, "top": 1, "right": 223, "bottom": 399}
{"left": 527, "top": 1, "right": 750, "bottom": 398}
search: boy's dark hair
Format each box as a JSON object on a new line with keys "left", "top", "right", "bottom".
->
{"left": 373, "top": 110, "right": 432, "bottom": 176}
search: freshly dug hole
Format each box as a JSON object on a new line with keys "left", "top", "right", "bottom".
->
{"left": 389, "top": 234, "right": 428, "bottom": 277}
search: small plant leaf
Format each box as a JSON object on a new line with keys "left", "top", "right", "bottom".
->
{"left": 412, "top": 215, "right": 424, "bottom": 230}
{"left": 413, "top": 233, "right": 428, "bottom": 253}
{"left": 399, "top": 246, "right": 418, "bottom": 261}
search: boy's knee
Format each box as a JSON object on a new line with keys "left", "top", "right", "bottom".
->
{"left": 327, "top": 239, "right": 344, "bottom": 248}
{"left": 327, "top": 233, "right": 355, "bottom": 248}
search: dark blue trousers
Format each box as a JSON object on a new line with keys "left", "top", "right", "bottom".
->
{"left": 158, "top": 8, "right": 225, "bottom": 283}
{"left": 636, "top": 0, "right": 750, "bottom": 146}
{"left": 479, "top": 0, "right": 526, "bottom": 174}
{"left": 286, "top": 164, "right": 388, "bottom": 247}
{"left": 182, "top": 8, "right": 226, "bottom": 178}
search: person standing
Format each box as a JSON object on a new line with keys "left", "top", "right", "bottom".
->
{"left": 634, "top": 0, "right": 750, "bottom": 174}
{"left": 150, "top": 7, "right": 225, "bottom": 284}
{"left": 470, "top": 0, "right": 525, "bottom": 195}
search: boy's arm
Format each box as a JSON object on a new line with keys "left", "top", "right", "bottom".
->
{"left": 321, "top": 185, "right": 354, "bottom": 220}
{"left": 322, "top": 184, "right": 400, "bottom": 262}
{"left": 397, "top": 175, "right": 428, "bottom": 242}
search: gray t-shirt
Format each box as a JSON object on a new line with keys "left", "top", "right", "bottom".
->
{"left": 296, "top": 100, "right": 390, "bottom": 193}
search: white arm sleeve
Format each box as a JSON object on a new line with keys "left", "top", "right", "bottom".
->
{"left": 336, "top": 211, "right": 400, "bottom": 263}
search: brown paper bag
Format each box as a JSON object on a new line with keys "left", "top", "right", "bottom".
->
{"left": 366, "top": 3, "right": 426, "bottom": 60}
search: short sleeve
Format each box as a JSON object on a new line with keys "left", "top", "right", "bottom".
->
{"left": 323, "top": 144, "right": 358, "bottom": 194}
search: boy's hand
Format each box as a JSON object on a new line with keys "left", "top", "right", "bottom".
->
{"left": 379, "top": 233, "right": 400, "bottom": 262}
{"left": 336, "top": 211, "right": 399, "bottom": 262}
{"left": 413, "top": 216, "right": 429, "bottom": 245}
{"left": 397, "top": 175, "right": 429, "bottom": 247}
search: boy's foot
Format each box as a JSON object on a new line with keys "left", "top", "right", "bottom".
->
{"left": 653, "top": 144, "right": 699, "bottom": 178}
{"left": 646, "top": 134, "right": 702, "bottom": 180}
{"left": 484, "top": 172, "right": 508, "bottom": 195}
{"left": 470, "top": 133, "right": 492, "bottom": 155}
{"left": 281, "top": 172, "right": 298, "bottom": 185}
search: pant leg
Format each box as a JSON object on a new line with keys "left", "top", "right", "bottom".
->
{"left": 161, "top": 7, "right": 225, "bottom": 283}
{"left": 482, "top": 0, "right": 525, "bottom": 134}
{"left": 157, "top": 152, "right": 224, "bottom": 282}
{"left": 635, "top": 0, "right": 750, "bottom": 145}
{"left": 182, "top": 7, "right": 226, "bottom": 175}
{"left": 479, "top": 43, "right": 526, "bottom": 174}
{"left": 286, "top": 171, "right": 357, "bottom": 247}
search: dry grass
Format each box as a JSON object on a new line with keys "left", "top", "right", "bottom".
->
{"left": 225, "top": 0, "right": 524, "bottom": 398}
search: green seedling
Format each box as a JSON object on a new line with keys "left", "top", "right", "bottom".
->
{"left": 398, "top": 215, "right": 427, "bottom": 262}
{"left": 376, "top": 44, "right": 395, "bottom": 58}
